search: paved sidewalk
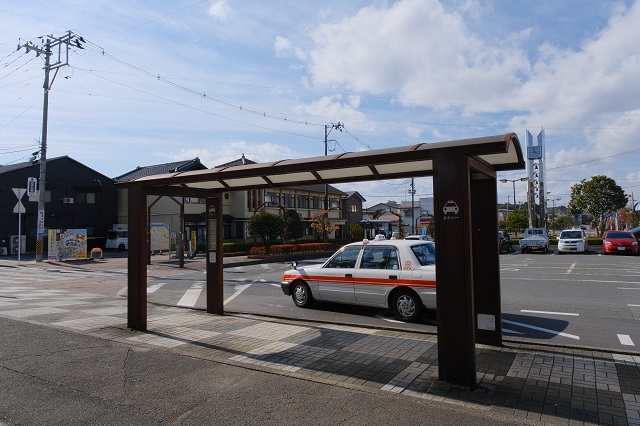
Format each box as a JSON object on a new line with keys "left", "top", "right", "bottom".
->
{"left": 1, "top": 263, "right": 639, "bottom": 426}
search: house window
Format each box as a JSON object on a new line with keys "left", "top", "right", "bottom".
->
{"left": 297, "top": 194, "right": 309, "bottom": 209}
{"left": 311, "top": 196, "right": 323, "bottom": 209}
{"left": 247, "top": 190, "right": 260, "bottom": 210}
{"left": 283, "top": 193, "right": 295, "bottom": 208}
{"left": 350, "top": 204, "right": 358, "bottom": 213}
{"left": 76, "top": 192, "right": 96, "bottom": 204}
{"left": 185, "top": 197, "right": 205, "bottom": 204}
{"left": 265, "top": 192, "right": 279, "bottom": 206}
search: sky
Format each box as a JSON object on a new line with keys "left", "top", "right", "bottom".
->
{"left": 1, "top": 0, "right": 640, "bottom": 209}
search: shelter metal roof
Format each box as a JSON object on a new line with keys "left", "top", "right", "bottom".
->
{"left": 122, "top": 133, "right": 524, "bottom": 195}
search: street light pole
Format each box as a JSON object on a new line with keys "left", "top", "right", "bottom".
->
{"left": 500, "top": 177, "right": 527, "bottom": 213}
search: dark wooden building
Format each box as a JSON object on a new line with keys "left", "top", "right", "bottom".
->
{"left": 0, "top": 156, "right": 117, "bottom": 254}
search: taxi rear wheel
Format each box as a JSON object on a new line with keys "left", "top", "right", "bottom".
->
{"left": 291, "top": 281, "right": 313, "bottom": 308}
{"left": 391, "top": 288, "right": 423, "bottom": 322}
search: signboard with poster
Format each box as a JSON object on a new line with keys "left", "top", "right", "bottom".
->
{"left": 48, "top": 229, "right": 87, "bottom": 261}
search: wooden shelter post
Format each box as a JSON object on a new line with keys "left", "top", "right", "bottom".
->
{"left": 433, "top": 155, "right": 476, "bottom": 389}
{"left": 471, "top": 166, "right": 502, "bottom": 347}
{"left": 206, "top": 196, "right": 224, "bottom": 314}
{"left": 127, "top": 185, "right": 148, "bottom": 331}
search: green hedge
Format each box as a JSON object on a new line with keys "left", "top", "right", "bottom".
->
{"left": 250, "top": 242, "right": 339, "bottom": 256}
{"left": 223, "top": 242, "right": 254, "bottom": 253}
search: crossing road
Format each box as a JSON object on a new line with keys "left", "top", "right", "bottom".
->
{"left": 1, "top": 251, "right": 638, "bottom": 353}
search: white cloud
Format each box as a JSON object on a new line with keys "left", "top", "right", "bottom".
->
{"left": 274, "top": 35, "right": 307, "bottom": 61}
{"left": 405, "top": 125, "right": 423, "bottom": 139}
{"left": 306, "top": 0, "right": 528, "bottom": 110}
{"left": 208, "top": 0, "right": 231, "bottom": 21}
{"left": 168, "top": 141, "right": 296, "bottom": 168}
{"left": 294, "top": 95, "right": 374, "bottom": 132}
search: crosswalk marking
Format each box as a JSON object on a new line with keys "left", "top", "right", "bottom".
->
{"left": 177, "top": 282, "right": 203, "bottom": 307}
{"left": 147, "top": 283, "right": 165, "bottom": 293}
{"left": 617, "top": 334, "right": 635, "bottom": 346}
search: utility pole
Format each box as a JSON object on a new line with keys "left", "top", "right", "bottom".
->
{"left": 410, "top": 178, "right": 416, "bottom": 234}
{"left": 17, "top": 32, "right": 85, "bottom": 261}
{"left": 323, "top": 122, "right": 343, "bottom": 242}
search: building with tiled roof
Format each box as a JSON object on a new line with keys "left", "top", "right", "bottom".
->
{"left": 114, "top": 158, "right": 207, "bottom": 182}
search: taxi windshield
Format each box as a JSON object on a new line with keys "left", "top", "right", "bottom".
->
{"left": 410, "top": 243, "right": 436, "bottom": 266}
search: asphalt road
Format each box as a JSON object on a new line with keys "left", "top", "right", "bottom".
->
{"left": 137, "top": 251, "right": 640, "bottom": 354}
{"left": 3, "top": 249, "right": 638, "bottom": 353}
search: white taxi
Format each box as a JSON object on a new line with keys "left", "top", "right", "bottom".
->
{"left": 280, "top": 235, "right": 436, "bottom": 322}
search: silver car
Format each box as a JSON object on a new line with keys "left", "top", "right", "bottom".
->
{"left": 280, "top": 235, "right": 436, "bottom": 322}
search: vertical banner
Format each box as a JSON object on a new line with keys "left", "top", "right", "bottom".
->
{"left": 48, "top": 229, "right": 59, "bottom": 260}
{"left": 526, "top": 127, "right": 546, "bottom": 228}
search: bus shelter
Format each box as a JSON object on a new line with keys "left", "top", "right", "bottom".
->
{"left": 121, "top": 133, "right": 525, "bottom": 389}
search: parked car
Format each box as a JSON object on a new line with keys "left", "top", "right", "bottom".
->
{"left": 519, "top": 228, "right": 550, "bottom": 254}
{"left": 280, "top": 235, "right": 436, "bottom": 322}
{"left": 404, "top": 234, "right": 434, "bottom": 242}
{"left": 603, "top": 231, "right": 639, "bottom": 255}
{"left": 557, "top": 229, "right": 588, "bottom": 253}
{"left": 498, "top": 231, "right": 512, "bottom": 254}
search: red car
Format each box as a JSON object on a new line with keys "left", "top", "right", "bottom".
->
{"left": 603, "top": 231, "right": 639, "bottom": 255}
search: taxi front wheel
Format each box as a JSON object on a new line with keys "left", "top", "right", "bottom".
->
{"left": 391, "top": 289, "right": 423, "bottom": 322}
{"left": 292, "top": 281, "right": 313, "bottom": 308}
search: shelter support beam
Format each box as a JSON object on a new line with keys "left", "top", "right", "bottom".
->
{"left": 433, "top": 155, "right": 476, "bottom": 389}
{"left": 127, "top": 186, "right": 148, "bottom": 331}
{"left": 206, "top": 196, "right": 224, "bottom": 314}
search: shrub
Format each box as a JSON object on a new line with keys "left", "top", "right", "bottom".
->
{"left": 249, "top": 242, "right": 338, "bottom": 256}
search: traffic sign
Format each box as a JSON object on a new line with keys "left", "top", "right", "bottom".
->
{"left": 12, "top": 188, "right": 25, "bottom": 200}
{"left": 27, "top": 177, "right": 37, "bottom": 197}
{"left": 13, "top": 201, "right": 26, "bottom": 214}
{"left": 12, "top": 188, "right": 26, "bottom": 214}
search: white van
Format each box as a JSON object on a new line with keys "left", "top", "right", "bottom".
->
{"left": 105, "top": 226, "right": 128, "bottom": 251}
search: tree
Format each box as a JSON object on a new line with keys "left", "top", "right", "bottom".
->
{"left": 309, "top": 210, "right": 339, "bottom": 240}
{"left": 549, "top": 215, "right": 575, "bottom": 231}
{"left": 568, "top": 175, "right": 627, "bottom": 236}
{"left": 506, "top": 209, "right": 528, "bottom": 236}
{"left": 350, "top": 223, "right": 364, "bottom": 241}
{"left": 247, "top": 213, "right": 286, "bottom": 251}
{"left": 283, "top": 209, "right": 304, "bottom": 241}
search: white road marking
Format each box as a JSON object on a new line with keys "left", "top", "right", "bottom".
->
{"left": 147, "top": 283, "right": 165, "bottom": 294}
{"left": 502, "top": 277, "right": 640, "bottom": 284}
{"left": 521, "top": 309, "right": 579, "bottom": 316}
{"left": 502, "top": 319, "right": 580, "bottom": 340}
{"left": 177, "top": 282, "right": 203, "bottom": 307}
{"left": 618, "top": 287, "right": 640, "bottom": 290}
{"left": 224, "top": 283, "right": 252, "bottom": 305}
{"left": 617, "top": 334, "right": 635, "bottom": 346}
{"left": 502, "top": 328, "right": 524, "bottom": 335}
{"left": 565, "top": 262, "right": 577, "bottom": 274}
{"left": 374, "top": 313, "right": 403, "bottom": 323}
{"left": 628, "top": 304, "right": 640, "bottom": 307}
{"left": 116, "top": 286, "right": 127, "bottom": 296}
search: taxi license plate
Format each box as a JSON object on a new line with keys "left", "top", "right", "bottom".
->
{"left": 618, "top": 247, "right": 626, "bottom": 251}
